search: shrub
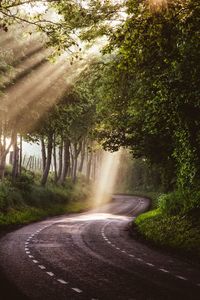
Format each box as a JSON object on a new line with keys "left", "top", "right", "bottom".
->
{"left": 158, "top": 190, "right": 200, "bottom": 216}
{"left": 0, "top": 180, "right": 24, "bottom": 211}
{"left": 13, "top": 170, "right": 35, "bottom": 192}
{"left": 0, "top": 174, "right": 93, "bottom": 228}
{"left": 0, "top": 180, "right": 11, "bottom": 211}
{"left": 135, "top": 212, "right": 200, "bottom": 257}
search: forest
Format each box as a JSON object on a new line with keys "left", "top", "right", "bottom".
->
{"left": 0, "top": 0, "right": 199, "bottom": 258}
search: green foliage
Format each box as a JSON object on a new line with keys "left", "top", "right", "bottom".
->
{"left": 135, "top": 211, "right": 200, "bottom": 258}
{"left": 135, "top": 209, "right": 161, "bottom": 223}
{"left": 173, "top": 129, "right": 198, "bottom": 189}
{"left": 136, "top": 188, "right": 200, "bottom": 258}
{"left": 0, "top": 176, "right": 92, "bottom": 228}
{"left": 158, "top": 190, "right": 200, "bottom": 216}
{"left": 0, "top": 0, "right": 122, "bottom": 55}
{"left": 0, "top": 180, "right": 24, "bottom": 212}
{"left": 75, "top": 0, "right": 200, "bottom": 190}
{"left": 12, "top": 170, "right": 35, "bottom": 192}
{"left": 0, "top": 180, "right": 12, "bottom": 211}
{"left": 114, "top": 155, "right": 164, "bottom": 194}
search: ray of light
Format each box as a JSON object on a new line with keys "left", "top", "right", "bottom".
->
{"left": 1, "top": 47, "right": 50, "bottom": 88}
{"left": 93, "top": 150, "right": 122, "bottom": 208}
{"left": 5, "top": 57, "right": 66, "bottom": 116}
{"left": 5, "top": 56, "right": 88, "bottom": 127}
{"left": 12, "top": 60, "right": 89, "bottom": 132}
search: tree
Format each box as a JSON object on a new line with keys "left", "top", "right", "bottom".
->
{"left": 0, "top": 0, "right": 124, "bottom": 57}
{"left": 73, "top": 0, "right": 200, "bottom": 190}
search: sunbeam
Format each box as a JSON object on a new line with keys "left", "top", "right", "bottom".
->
{"left": 93, "top": 150, "right": 122, "bottom": 208}
{"left": 1, "top": 47, "right": 50, "bottom": 88}
{"left": 3, "top": 55, "right": 89, "bottom": 131}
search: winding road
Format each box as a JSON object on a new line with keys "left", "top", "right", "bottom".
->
{"left": 0, "top": 195, "right": 200, "bottom": 300}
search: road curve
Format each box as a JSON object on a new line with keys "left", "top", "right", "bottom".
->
{"left": 0, "top": 195, "right": 200, "bottom": 300}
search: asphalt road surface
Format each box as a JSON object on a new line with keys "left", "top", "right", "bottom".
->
{"left": 0, "top": 195, "right": 200, "bottom": 300}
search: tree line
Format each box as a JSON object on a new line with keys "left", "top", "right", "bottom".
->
{"left": 74, "top": 0, "right": 200, "bottom": 192}
{"left": 0, "top": 0, "right": 200, "bottom": 193}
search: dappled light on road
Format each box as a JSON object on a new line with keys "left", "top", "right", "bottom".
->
{"left": 57, "top": 213, "right": 129, "bottom": 223}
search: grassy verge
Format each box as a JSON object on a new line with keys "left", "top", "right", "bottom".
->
{"left": 134, "top": 190, "right": 200, "bottom": 261}
{"left": 0, "top": 172, "right": 92, "bottom": 230}
{"left": 0, "top": 172, "right": 94, "bottom": 300}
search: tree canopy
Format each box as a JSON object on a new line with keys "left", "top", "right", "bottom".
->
{"left": 0, "top": 0, "right": 200, "bottom": 191}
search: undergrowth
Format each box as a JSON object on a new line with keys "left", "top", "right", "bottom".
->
{"left": 0, "top": 169, "right": 92, "bottom": 228}
{"left": 135, "top": 190, "right": 200, "bottom": 260}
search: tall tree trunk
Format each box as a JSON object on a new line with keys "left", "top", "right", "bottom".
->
{"left": 70, "top": 145, "right": 74, "bottom": 178}
{"left": 0, "top": 156, "right": 6, "bottom": 180}
{"left": 58, "top": 138, "right": 70, "bottom": 185}
{"left": 72, "top": 141, "right": 82, "bottom": 184}
{"left": 53, "top": 134, "right": 58, "bottom": 182}
{"left": 86, "top": 151, "right": 93, "bottom": 183}
{"left": 0, "top": 131, "right": 13, "bottom": 180}
{"left": 41, "top": 137, "right": 46, "bottom": 172}
{"left": 92, "top": 153, "right": 96, "bottom": 180}
{"left": 78, "top": 138, "right": 86, "bottom": 173}
{"left": 19, "top": 135, "right": 22, "bottom": 175}
{"left": 12, "top": 132, "right": 19, "bottom": 180}
{"left": 41, "top": 134, "right": 53, "bottom": 186}
{"left": 57, "top": 137, "right": 63, "bottom": 182}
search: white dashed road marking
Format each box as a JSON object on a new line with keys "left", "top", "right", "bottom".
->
{"left": 39, "top": 265, "right": 46, "bottom": 270}
{"left": 146, "top": 263, "right": 154, "bottom": 267}
{"left": 24, "top": 225, "right": 87, "bottom": 296}
{"left": 159, "top": 268, "right": 169, "bottom": 273}
{"left": 46, "top": 272, "right": 54, "bottom": 277}
{"left": 176, "top": 275, "right": 188, "bottom": 281}
{"left": 57, "top": 279, "right": 68, "bottom": 285}
{"left": 136, "top": 258, "right": 143, "bottom": 262}
{"left": 33, "top": 260, "right": 38, "bottom": 264}
{"left": 23, "top": 204, "right": 200, "bottom": 300}
{"left": 101, "top": 217, "right": 197, "bottom": 288}
{"left": 72, "top": 288, "right": 82, "bottom": 293}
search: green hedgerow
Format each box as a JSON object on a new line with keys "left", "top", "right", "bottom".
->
{"left": 158, "top": 190, "right": 200, "bottom": 216}
{"left": 135, "top": 211, "right": 200, "bottom": 257}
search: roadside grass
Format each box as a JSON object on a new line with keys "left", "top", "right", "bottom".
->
{"left": 135, "top": 190, "right": 200, "bottom": 260}
{"left": 0, "top": 171, "right": 92, "bottom": 229}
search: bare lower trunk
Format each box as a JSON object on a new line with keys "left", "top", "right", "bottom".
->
{"left": 70, "top": 145, "right": 74, "bottom": 178}
{"left": 72, "top": 141, "right": 82, "bottom": 184}
{"left": 12, "top": 133, "right": 19, "bottom": 180}
{"left": 41, "top": 137, "right": 46, "bottom": 172}
{"left": 0, "top": 157, "right": 6, "bottom": 180}
{"left": 58, "top": 138, "right": 70, "bottom": 185}
{"left": 73, "top": 156, "right": 78, "bottom": 184}
{"left": 0, "top": 131, "right": 13, "bottom": 180}
{"left": 19, "top": 135, "right": 22, "bottom": 175}
{"left": 92, "top": 153, "right": 96, "bottom": 180}
{"left": 57, "top": 138, "right": 63, "bottom": 182}
{"left": 53, "top": 135, "right": 58, "bottom": 182}
{"left": 86, "top": 151, "right": 93, "bottom": 182}
{"left": 41, "top": 134, "right": 53, "bottom": 186}
{"left": 78, "top": 138, "right": 86, "bottom": 173}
